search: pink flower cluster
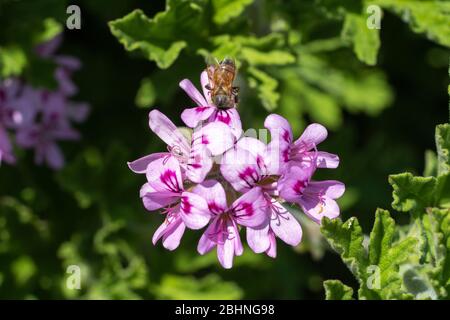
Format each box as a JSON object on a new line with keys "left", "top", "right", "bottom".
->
{"left": 129, "top": 71, "right": 345, "bottom": 268}
{"left": 0, "top": 34, "right": 89, "bottom": 169}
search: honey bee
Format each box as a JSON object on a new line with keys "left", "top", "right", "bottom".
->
{"left": 205, "top": 57, "right": 239, "bottom": 109}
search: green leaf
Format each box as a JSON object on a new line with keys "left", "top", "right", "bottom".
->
{"left": 436, "top": 124, "right": 450, "bottom": 176}
{"left": 321, "top": 217, "right": 367, "bottom": 279}
{"left": 32, "top": 18, "right": 63, "bottom": 45}
{"left": 389, "top": 173, "right": 437, "bottom": 212}
{"left": 0, "top": 46, "right": 27, "bottom": 78}
{"left": 247, "top": 67, "right": 279, "bottom": 111}
{"left": 376, "top": 0, "right": 450, "bottom": 48}
{"left": 154, "top": 274, "right": 243, "bottom": 299}
{"left": 322, "top": 210, "right": 418, "bottom": 299}
{"left": 241, "top": 47, "right": 295, "bottom": 66}
{"left": 109, "top": 2, "right": 206, "bottom": 69}
{"left": 135, "top": 77, "right": 156, "bottom": 108}
{"left": 367, "top": 209, "right": 418, "bottom": 298}
{"left": 212, "top": 0, "right": 254, "bottom": 25}
{"left": 341, "top": 13, "right": 380, "bottom": 65}
{"left": 324, "top": 280, "right": 354, "bottom": 300}
{"left": 424, "top": 150, "right": 438, "bottom": 177}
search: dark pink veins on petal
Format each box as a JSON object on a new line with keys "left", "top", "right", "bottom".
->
{"left": 160, "top": 169, "right": 182, "bottom": 192}
{"left": 181, "top": 196, "right": 192, "bottom": 214}
{"left": 293, "top": 179, "right": 307, "bottom": 195}
{"left": 195, "top": 106, "right": 208, "bottom": 113}
{"left": 216, "top": 110, "right": 231, "bottom": 125}
{"left": 238, "top": 166, "right": 259, "bottom": 188}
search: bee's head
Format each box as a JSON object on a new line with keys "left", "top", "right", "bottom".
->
{"left": 221, "top": 57, "right": 235, "bottom": 67}
{"left": 213, "top": 94, "right": 232, "bottom": 109}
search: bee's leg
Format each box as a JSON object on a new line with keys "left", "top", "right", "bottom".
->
{"left": 232, "top": 86, "right": 240, "bottom": 94}
{"left": 234, "top": 94, "right": 239, "bottom": 104}
{"left": 205, "top": 84, "right": 212, "bottom": 90}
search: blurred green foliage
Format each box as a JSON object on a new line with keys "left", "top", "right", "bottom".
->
{"left": 0, "top": 0, "right": 449, "bottom": 299}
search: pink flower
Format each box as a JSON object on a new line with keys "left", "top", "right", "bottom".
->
{"left": 129, "top": 67, "right": 345, "bottom": 268}
{"left": 265, "top": 114, "right": 339, "bottom": 175}
{"left": 278, "top": 164, "right": 345, "bottom": 223}
{"left": 194, "top": 180, "right": 267, "bottom": 268}
{"left": 15, "top": 91, "right": 83, "bottom": 169}
{"left": 128, "top": 109, "right": 234, "bottom": 183}
{"left": 179, "top": 71, "right": 242, "bottom": 138}
{"left": 220, "top": 137, "right": 302, "bottom": 257}
{"left": 141, "top": 156, "right": 211, "bottom": 250}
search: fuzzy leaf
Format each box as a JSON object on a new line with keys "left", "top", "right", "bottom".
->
{"left": 324, "top": 280, "right": 354, "bottom": 300}
{"left": 389, "top": 173, "right": 437, "bottom": 212}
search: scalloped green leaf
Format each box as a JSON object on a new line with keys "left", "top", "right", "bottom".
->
{"left": 341, "top": 13, "right": 380, "bottom": 65}
{"left": 109, "top": 2, "right": 206, "bottom": 69}
{"left": 389, "top": 173, "right": 437, "bottom": 212}
{"left": 324, "top": 280, "right": 354, "bottom": 300}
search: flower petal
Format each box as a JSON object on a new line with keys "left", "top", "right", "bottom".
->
{"left": 197, "top": 217, "right": 219, "bottom": 255}
{"left": 146, "top": 156, "right": 183, "bottom": 193}
{"left": 221, "top": 146, "right": 261, "bottom": 192}
{"left": 269, "top": 201, "right": 302, "bottom": 246}
{"left": 127, "top": 153, "right": 168, "bottom": 174}
{"left": 186, "top": 139, "right": 213, "bottom": 183}
{"left": 299, "top": 195, "right": 340, "bottom": 223}
{"left": 264, "top": 114, "right": 293, "bottom": 174}
{"left": 277, "top": 165, "right": 314, "bottom": 202}
{"left": 140, "top": 183, "right": 179, "bottom": 211}
{"left": 181, "top": 106, "right": 215, "bottom": 128}
{"left": 200, "top": 70, "right": 212, "bottom": 104}
{"left": 192, "top": 121, "right": 234, "bottom": 156}
{"left": 180, "top": 192, "right": 211, "bottom": 230}
{"left": 306, "top": 180, "right": 345, "bottom": 199}
{"left": 265, "top": 230, "right": 277, "bottom": 258}
{"left": 264, "top": 114, "right": 293, "bottom": 144}
{"left": 149, "top": 110, "right": 190, "bottom": 155}
{"left": 179, "top": 79, "right": 208, "bottom": 106}
{"left": 295, "top": 123, "right": 327, "bottom": 147}
{"left": 246, "top": 223, "right": 270, "bottom": 253}
{"left": 211, "top": 109, "right": 242, "bottom": 139}
{"left": 152, "top": 214, "right": 186, "bottom": 251}
{"left": 217, "top": 219, "right": 239, "bottom": 269}
{"left": 192, "top": 180, "right": 228, "bottom": 213}
{"left": 316, "top": 151, "right": 340, "bottom": 169}
{"left": 231, "top": 187, "right": 268, "bottom": 228}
